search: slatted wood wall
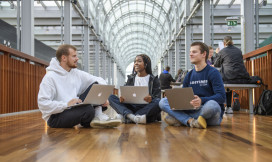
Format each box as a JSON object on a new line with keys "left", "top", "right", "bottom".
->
{"left": 238, "top": 44, "right": 272, "bottom": 109}
{"left": 0, "top": 45, "right": 48, "bottom": 114}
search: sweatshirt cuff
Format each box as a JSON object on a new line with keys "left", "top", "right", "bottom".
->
{"left": 200, "top": 97, "right": 208, "bottom": 105}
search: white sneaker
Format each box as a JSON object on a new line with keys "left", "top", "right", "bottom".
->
{"left": 225, "top": 107, "right": 233, "bottom": 114}
{"left": 133, "top": 115, "right": 146, "bottom": 124}
{"left": 96, "top": 113, "right": 110, "bottom": 121}
{"left": 90, "top": 117, "right": 121, "bottom": 128}
{"left": 95, "top": 106, "right": 109, "bottom": 121}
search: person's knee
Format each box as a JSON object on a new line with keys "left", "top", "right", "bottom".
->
{"left": 159, "top": 98, "right": 168, "bottom": 111}
{"left": 108, "top": 94, "right": 118, "bottom": 102}
{"left": 83, "top": 105, "right": 95, "bottom": 119}
{"left": 203, "top": 100, "right": 221, "bottom": 113}
{"left": 152, "top": 98, "right": 160, "bottom": 104}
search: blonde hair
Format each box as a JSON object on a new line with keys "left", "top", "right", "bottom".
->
{"left": 223, "top": 36, "right": 233, "bottom": 46}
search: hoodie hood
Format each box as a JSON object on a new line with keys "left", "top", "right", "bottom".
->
{"left": 46, "top": 57, "right": 69, "bottom": 76}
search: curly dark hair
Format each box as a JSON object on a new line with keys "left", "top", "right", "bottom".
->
{"left": 132, "top": 54, "right": 152, "bottom": 75}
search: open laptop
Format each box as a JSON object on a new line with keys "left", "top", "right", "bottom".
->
{"left": 120, "top": 86, "right": 149, "bottom": 104}
{"left": 164, "top": 87, "right": 195, "bottom": 110}
{"left": 70, "top": 84, "right": 115, "bottom": 107}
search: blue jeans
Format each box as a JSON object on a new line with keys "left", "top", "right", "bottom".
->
{"left": 108, "top": 95, "right": 161, "bottom": 123}
{"left": 159, "top": 98, "right": 222, "bottom": 127}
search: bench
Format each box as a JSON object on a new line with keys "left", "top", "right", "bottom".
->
{"left": 161, "top": 84, "right": 260, "bottom": 114}
{"left": 224, "top": 84, "right": 260, "bottom": 114}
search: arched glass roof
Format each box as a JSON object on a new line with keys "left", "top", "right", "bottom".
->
{"left": 88, "top": 0, "right": 178, "bottom": 70}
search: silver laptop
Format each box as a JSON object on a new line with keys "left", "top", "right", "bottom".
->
{"left": 120, "top": 86, "right": 149, "bottom": 104}
{"left": 70, "top": 84, "right": 114, "bottom": 107}
{"left": 164, "top": 87, "right": 195, "bottom": 110}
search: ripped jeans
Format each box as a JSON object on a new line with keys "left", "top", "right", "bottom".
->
{"left": 159, "top": 98, "right": 222, "bottom": 127}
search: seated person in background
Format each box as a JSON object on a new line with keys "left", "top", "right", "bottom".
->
{"left": 159, "top": 42, "right": 226, "bottom": 129}
{"left": 207, "top": 46, "right": 214, "bottom": 66}
{"left": 175, "top": 68, "right": 183, "bottom": 81}
{"left": 159, "top": 66, "right": 176, "bottom": 90}
{"left": 214, "top": 36, "right": 250, "bottom": 114}
{"left": 108, "top": 54, "right": 161, "bottom": 124}
{"left": 38, "top": 44, "right": 121, "bottom": 128}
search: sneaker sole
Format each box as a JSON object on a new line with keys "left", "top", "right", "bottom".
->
{"left": 197, "top": 116, "right": 207, "bottom": 129}
{"left": 164, "top": 116, "right": 181, "bottom": 126}
{"left": 90, "top": 120, "right": 121, "bottom": 128}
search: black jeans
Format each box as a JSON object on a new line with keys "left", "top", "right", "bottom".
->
{"left": 47, "top": 83, "right": 97, "bottom": 128}
{"left": 108, "top": 95, "right": 161, "bottom": 123}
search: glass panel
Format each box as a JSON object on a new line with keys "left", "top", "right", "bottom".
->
{"left": 145, "top": 4, "right": 153, "bottom": 12}
{"left": 156, "top": 0, "right": 164, "bottom": 5}
{"left": 104, "top": 0, "right": 111, "bottom": 13}
{"left": 129, "top": 2, "right": 137, "bottom": 11}
{"left": 109, "top": 16, "right": 115, "bottom": 25}
{"left": 215, "top": 0, "right": 231, "bottom": 4}
{"left": 115, "top": 9, "right": 122, "bottom": 19}
{"left": 137, "top": 1, "right": 145, "bottom": 10}
{"left": 89, "top": 1, "right": 95, "bottom": 11}
{"left": 153, "top": 9, "right": 160, "bottom": 19}
{"left": 121, "top": 3, "right": 129, "bottom": 13}
{"left": 111, "top": 0, "right": 119, "bottom": 6}
{"left": 43, "top": 1, "right": 58, "bottom": 6}
{"left": 163, "top": 1, "right": 171, "bottom": 11}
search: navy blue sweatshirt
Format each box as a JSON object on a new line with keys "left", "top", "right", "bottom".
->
{"left": 183, "top": 65, "right": 226, "bottom": 117}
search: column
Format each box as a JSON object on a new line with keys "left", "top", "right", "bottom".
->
{"left": 83, "top": 0, "right": 89, "bottom": 72}
{"left": 185, "top": 0, "right": 192, "bottom": 70}
{"left": 21, "top": 0, "right": 34, "bottom": 56}
{"left": 175, "top": 39, "right": 181, "bottom": 73}
{"left": 102, "top": 50, "right": 106, "bottom": 79}
{"left": 64, "top": 0, "right": 72, "bottom": 44}
{"left": 241, "top": 0, "right": 254, "bottom": 54}
{"left": 94, "top": 40, "right": 100, "bottom": 76}
{"left": 202, "top": 0, "right": 211, "bottom": 46}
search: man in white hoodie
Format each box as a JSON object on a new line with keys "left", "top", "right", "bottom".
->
{"left": 38, "top": 44, "right": 121, "bottom": 128}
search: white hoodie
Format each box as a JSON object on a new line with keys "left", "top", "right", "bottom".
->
{"left": 38, "top": 57, "right": 107, "bottom": 122}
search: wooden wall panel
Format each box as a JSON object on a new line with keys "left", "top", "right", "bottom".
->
{"left": 238, "top": 49, "right": 272, "bottom": 110}
{"left": 0, "top": 52, "right": 46, "bottom": 114}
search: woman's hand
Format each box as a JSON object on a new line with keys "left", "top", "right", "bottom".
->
{"left": 119, "top": 96, "right": 125, "bottom": 103}
{"left": 102, "top": 100, "right": 109, "bottom": 107}
{"left": 144, "top": 95, "right": 152, "bottom": 103}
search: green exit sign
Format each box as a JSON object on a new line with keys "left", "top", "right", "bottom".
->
{"left": 227, "top": 21, "right": 237, "bottom": 26}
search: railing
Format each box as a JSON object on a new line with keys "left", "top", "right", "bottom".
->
{"left": 238, "top": 44, "right": 272, "bottom": 109}
{"left": 0, "top": 44, "right": 48, "bottom": 114}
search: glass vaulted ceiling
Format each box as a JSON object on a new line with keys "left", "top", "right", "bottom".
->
{"left": 84, "top": 0, "right": 179, "bottom": 70}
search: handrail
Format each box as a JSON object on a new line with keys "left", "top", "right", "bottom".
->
{"left": 0, "top": 44, "right": 49, "bottom": 66}
{"left": 238, "top": 43, "right": 272, "bottom": 110}
{"left": 243, "top": 43, "right": 272, "bottom": 60}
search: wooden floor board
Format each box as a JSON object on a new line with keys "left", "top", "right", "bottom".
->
{"left": 0, "top": 112, "right": 272, "bottom": 162}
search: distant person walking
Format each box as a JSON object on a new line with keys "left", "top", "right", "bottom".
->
{"left": 159, "top": 66, "right": 175, "bottom": 90}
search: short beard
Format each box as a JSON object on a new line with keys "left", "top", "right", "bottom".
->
{"left": 67, "top": 62, "right": 77, "bottom": 68}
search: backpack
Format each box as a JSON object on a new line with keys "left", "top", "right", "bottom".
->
{"left": 249, "top": 76, "right": 263, "bottom": 85}
{"left": 254, "top": 89, "right": 272, "bottom": 115}
{"left": 231, "top": 90, "right": 240, "bottom": 111}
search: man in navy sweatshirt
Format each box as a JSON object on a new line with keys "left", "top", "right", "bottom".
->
{"left": 159, "top": 42, "right": 226, "bottom": 129}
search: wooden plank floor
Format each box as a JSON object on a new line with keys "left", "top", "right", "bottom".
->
{"left": 0, "top": 112, "right": 272, "bottom": 162}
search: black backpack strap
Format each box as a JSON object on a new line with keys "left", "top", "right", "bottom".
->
{"left": 254, "top": 90, "right": 266, "bottom": 115}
